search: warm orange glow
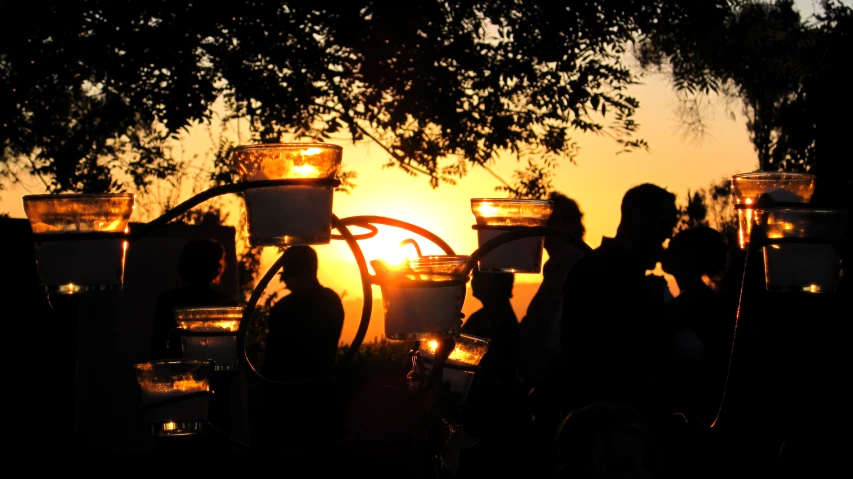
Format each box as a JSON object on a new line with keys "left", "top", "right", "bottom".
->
{"left": 291, "top": 164, "right": 318, "bottom": 176}
{"left": 177, "top": 320, "right": 239, "bottom": 332}
{"left": 232, "top": 142, "right": 342, "bottom": 180}
{"left": 139, "top": 376, "right": 209, "bottom": 397}
{"left": 23, "top": 193, "right": 135, "bottom": 234}
{"left": 174, "top": 307, "right": 243, "bottom": 332}
{"left": 470, "top": 198, "right": 553, "bottom": 227}
{"left": 422, "top": 334, "right": 490, "bottom": 366}
{"left": 57, "top": 283, "right": 81, "bottom": 294}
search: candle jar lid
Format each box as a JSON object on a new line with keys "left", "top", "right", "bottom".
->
{"left": 731, "top": 172, "right": 815, "bottom": 205}
{"left": 232, "top": 142, "right": 343, "bottom": 181}
{"left": 470, "top": 198, "right": 553, "bottom": 227}
{"left": 174, "top": 306, "right": 243, "bottom": 332}
{"left": 23, "top": 193, "right": 135, "bottom": 234}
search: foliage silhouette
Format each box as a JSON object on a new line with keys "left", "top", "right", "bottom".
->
{"left": 2, "top": 0, "right": 733, "bottom": 194}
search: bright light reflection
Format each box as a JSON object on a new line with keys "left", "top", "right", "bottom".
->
{"left": 291, "top": 164, "right": 317, "bottom": 176}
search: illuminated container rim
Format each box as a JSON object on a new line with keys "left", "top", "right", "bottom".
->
{"left": 133, "top": 358, "right": 215, "bottom": 372}
{"left": 470, "top": 198, "right": 554, "bottom": 226}
{"left": 23, "top": 193, "right": 136, "bottom": 233}
{"left": 730, "top": 172, "right": 816, "bottom": 203}
{"left": 231, "top": 142, "right": 343, "bottom": 153}
{"left": 174, "top": 306, "right": 244, "bottom": 321}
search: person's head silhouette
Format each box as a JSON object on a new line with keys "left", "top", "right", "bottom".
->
{"left": 616, "top": 184, "right": 679, "bottom": 270}
{"left": 280, "top": 245, "right": 320, "bottom": 292}
{"left": 178, "top": 239, "right": 226, "bottom": 287}
{"left": 661, "top": 226, "right": 728, "bottom": 292}
{"left": 471, "top": 267, "right": 514, "bottom": 307}
{"left": 545, "top": 192, "right": 586, "bottom": 258}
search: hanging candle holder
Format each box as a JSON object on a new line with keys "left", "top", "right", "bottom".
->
{"left": 174, "top": 307, "right": 243, "bottom": 371}
{"left": 470, "top": 198, "right": 553, "bottom": 273}
{"left": 371, "top": 255, "right": 470, "bottom": 340}
{"left": 419, "top": 334, "right": 491, "bottom": 404}
{"left": 133, "top": 359, "right": 215, "bottom": 437}
{"left": 730, "top": 172, "right": 815, "bottom": 250}
{"left": 755, "top": 207, "right": 849, "bottom": 293}
{"left": 22, "top": 193, "right": 134, "bottom": 294}
{"left": 232, "top": 143, "right": 342, "bottom": 246}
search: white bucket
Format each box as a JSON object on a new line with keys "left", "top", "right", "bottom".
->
{"left": 33, "top": 238, "right": 126, "bottom": 293}
{"left": 243, "top": 185, "right": 334, "bottom": 246}
{"left": 476, "top": 228, "right": 544, "bottom": 273}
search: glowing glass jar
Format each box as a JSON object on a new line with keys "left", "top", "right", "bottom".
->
{"left": 756, "top": 208, "right": 848, "bottom": 293}
{"left": 232, "top": 143, "right": 342, "bottom": 246}
{"left": 470, "top": 198, "right": 553, "bottom": 273}
{"left": 23, "top": 193, "right": 134, "bottom": 294}
{"left": 133, "top": 359, "right": 214, "bottom": 436}
{"left": 420, "top": 334, "right": 491, "bottom": 404}
{"left": 372, "top": 255, "right": 469, "bottom": 340}
{"left": 730, "top": 172, "right": 815, "bottom": 249}
{"left": 175, "top": 307, "right": 243, "bottom": 371}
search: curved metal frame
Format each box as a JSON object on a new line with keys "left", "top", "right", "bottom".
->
{"left": 39, "top": 185, "right": 599, "bottom": 452}
{"left": 235, "top": 214, "right": 373, "bottom": 386}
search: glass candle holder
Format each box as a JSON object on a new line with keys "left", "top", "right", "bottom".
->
{"left": 730, "top": 172, "right": 815, "bottom": 249}
{"left": 133, "top": 359, "right": 214, "bottom": 436}
{"left": 756, "top": 208, "right": 848, "bottom": 293}
{"left": 175, "top": 307, "right": 243, "bottom": 371}
{"left": 420, "top": 334, "right": 491, "bottom": 404}
{"left": 232, "top": 143, "right": 342, "bottom": 246}
{"left": 470, "top": 198, "right": 553, "bottom": 273}
{"left": 23, "top": 193, "right": 134, "bottom": 293}
{"left": 372, "top": 255, "right": 470, "bottom": 340}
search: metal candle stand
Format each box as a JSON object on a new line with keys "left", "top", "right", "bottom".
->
{"left": 30, "top": 177, "right": 597, "bottom": 455}
{"left": 713, "top": 197, "right": 849, "bottom": 473}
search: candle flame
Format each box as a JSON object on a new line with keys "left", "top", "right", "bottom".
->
{"left": 473, "top": 202, "right": 499, "bottom": 218}
{"left": 291, "top": 164, "right": 317, "bottom": 176}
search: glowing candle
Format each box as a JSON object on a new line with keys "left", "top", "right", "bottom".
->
{"left": 23, "top": 193, "right": 134, "bottom": 293}
{"left": 232, "top": 143, "right": 342, "bottom": 246}
{"left": 730, "top": 172, "right": 814, "bottom": 250}
{"left": 470, "top": 198, "right": 553, "bottom": 273}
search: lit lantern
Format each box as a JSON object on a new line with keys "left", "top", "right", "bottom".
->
{"left": 174, "top": 307, "right": 243, "bottom": 371}
{"left": 470, "top": 198, "right": 553, "bottom": 273}
{"left": 372, "top": 255, "right": 470, "bottom": 340}
{"left": 133, "top": 359, "right": 214, "bottom": 436}
{"left": 730, "top": 172, "right": 815, "bottom": 250}
{"left": 232, "top": 143, "right": 342, "bottom": 246}
{"left": 22, "top": 193, "right": 134, "bottom": 294}
{"left": 419, "top": 334, "right": 491, "bottom": 404}
{"left": 755, "top": 208, "right": 848, "bottom": 293}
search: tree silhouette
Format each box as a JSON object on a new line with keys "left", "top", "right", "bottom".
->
{"left": 2, "top": 1, "right": 731, "bottom": 193}
{"left": 638, "top": 0, "right": 852, "bottom": 207}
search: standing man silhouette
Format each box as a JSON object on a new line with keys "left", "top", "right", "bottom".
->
{"left": 560, "top": 183, "right": 678, "bottom": 421}
{"left": 254, "top": 245, "right": 345, "bottom": 451}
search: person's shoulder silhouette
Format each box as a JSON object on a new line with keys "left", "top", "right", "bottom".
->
{"left": 263, "top": 245, "right": 344, "bottom": 382}
{"left": 560, "top": 183, "right": 678, "bottom": 414}
{"left": 150, "top": 238, "right": 231, "bottom": 360}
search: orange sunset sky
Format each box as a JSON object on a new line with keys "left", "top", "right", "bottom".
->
{"left": 0, "top": 1, "right": 820, "bottom": 345}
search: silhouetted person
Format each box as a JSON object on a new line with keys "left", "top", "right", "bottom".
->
{"left": 660, "top": 226, "right": 731, "bottom": 426}
{"left": 519, "top": 192, "right": 587, "bottom": 385}
{"left": 457, "top": 268, "right": 524, "bottom": 477}
{"left": 254, "top": 245, "right": 344, "bottom": 451}
{"left": 560, "top": 183, "right": 678, "bottom": 423}
{"left": 150, "top": 239, "right": 230, "bottom": 360}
